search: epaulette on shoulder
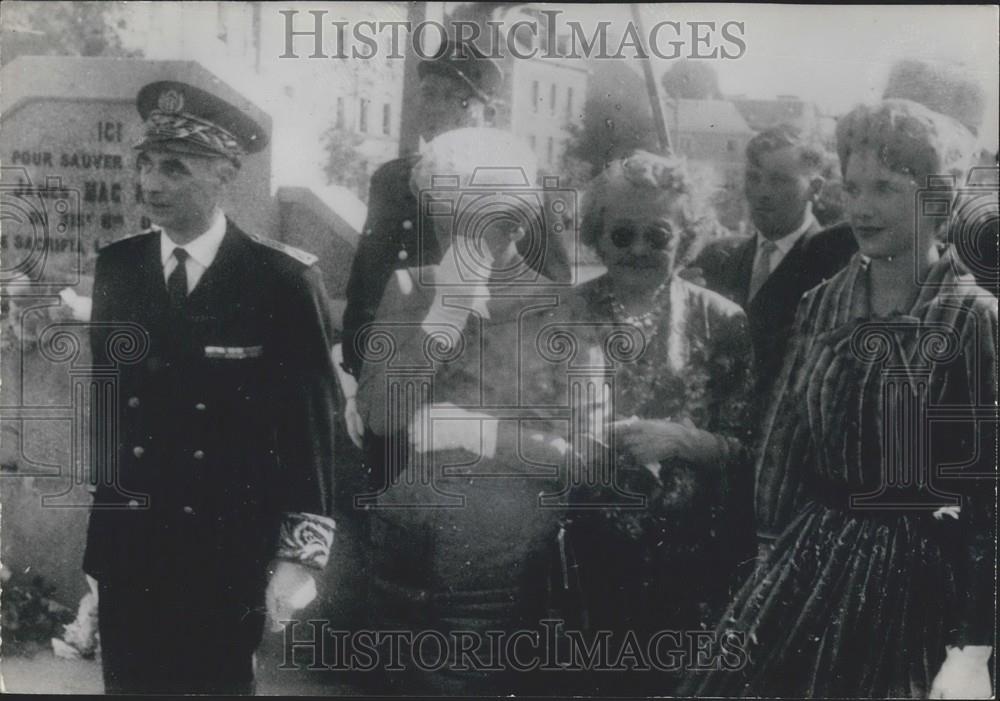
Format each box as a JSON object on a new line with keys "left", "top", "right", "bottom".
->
{"left": 100, "top": 228, "right": 157, "bottom": 251}
{"left": 247, "top": 233, "right": 318, "bottom": 266}
{"left": 124, "top": 226, "right": 159, "bottom": 240}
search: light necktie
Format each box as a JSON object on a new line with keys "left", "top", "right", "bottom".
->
{"left": 168, "top": 248, "right": 190, "bottom": 309}
{"left": 748, "top": 239, "right": 777, "bottom": 302}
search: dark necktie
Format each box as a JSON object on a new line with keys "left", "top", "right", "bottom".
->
{"left": 167, "top": 248, "right": 189, "bottom": 309}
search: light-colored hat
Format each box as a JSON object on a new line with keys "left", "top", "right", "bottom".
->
{"left": 410, "top": 127, "right": 538, "bottom": 196}
{"left": 410, "top": 128, "right": 575, "bottom": 282}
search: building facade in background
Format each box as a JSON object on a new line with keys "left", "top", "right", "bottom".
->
{"left": 664, "top": 98, "right": 754, "bottom": 190}
{"left": 731, "top": 95, "right": 823, "bottom": 134}
{"left": 121, "top": 2, "right": 406, "bottom": 197}
{"left": 493, "top": 5, "right": 590, "bottom": 172}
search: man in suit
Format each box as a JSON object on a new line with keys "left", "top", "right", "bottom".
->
{"left": 693, "top": 125, "right": 856, "bottom": 398}
{"left": 689, "top": 124, "right": 856, "bottom": 544}
{"left": 85, "top": 81, "right": 338, "bottom": 694}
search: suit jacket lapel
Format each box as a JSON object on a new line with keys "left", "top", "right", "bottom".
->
{"left": 758, "top": 219, "right": 823, "bottom": 300}
{"left": 143, "top": 232, "right": 170, "bottom": 308}
{"left": 749, "top": 218, "right": 825, "bottom": 308}
{"left": 187, "top": 219, "right": 244, "bottom": 308}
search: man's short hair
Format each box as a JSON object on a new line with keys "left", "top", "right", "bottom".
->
{"left": 745, "top": 124, "right": 829, "bottom": 176}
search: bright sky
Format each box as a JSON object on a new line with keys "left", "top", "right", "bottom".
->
{"left": 550, "top": 3, "right": 999, "bottom": 150}
{"left": 115, "top": 1, "right": 999, "bottom": 193}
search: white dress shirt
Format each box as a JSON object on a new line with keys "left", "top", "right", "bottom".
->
{"left": 159, "top": 209, "right": 227, "bottom": 293}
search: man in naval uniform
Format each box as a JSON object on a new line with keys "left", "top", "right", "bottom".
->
{"left": 343, "top": 43, "right": 503, "bottom": 386}
{"left": 84, "top": 81, "right": 339, "bottom": 694}
{"left": 336, "top": 40, "right": 508, "bottom": 520}
{"left": 340, "top": 40, "right": 505, "bottom": 383}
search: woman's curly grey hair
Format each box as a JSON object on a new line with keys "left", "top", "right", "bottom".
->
{"left": 580, "top": 150, "right": 721, "bottom": 265}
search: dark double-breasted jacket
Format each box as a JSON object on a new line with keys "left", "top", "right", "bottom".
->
{"left": 84, "top": 220, "right": 338, "bottom": 603}
{"left": 341, "top": 155, "right": 441, "bottom": 378}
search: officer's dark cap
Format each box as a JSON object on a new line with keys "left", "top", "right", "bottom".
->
{"left": 417, "top": 38, "right": 503, "bottom": 103}
{"left": 135, "top": 81, "right": 267, "bottom": 163}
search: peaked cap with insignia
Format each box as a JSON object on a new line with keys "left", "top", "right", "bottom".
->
{"left": 417, "top": 37, "right": 503, "bottom": 104}
{"left": 135, "top": 80, "right": 268, "bottom": 164}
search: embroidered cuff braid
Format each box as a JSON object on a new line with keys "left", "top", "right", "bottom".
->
{"left": 276, "top": 512, "right": 336, "bottom": 569}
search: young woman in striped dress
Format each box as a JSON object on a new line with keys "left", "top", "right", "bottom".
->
{"left": 684, "top": 99, "right": 996, "bottom": 698}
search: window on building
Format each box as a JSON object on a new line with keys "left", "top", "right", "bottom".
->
{"left": 532, "top": 81, "right": 539, "bottom": 113}
{"left": 727, "top": 139, "right": 736, "bottom": 152}
{"left": 547, "top": 137, "right": 554, "bottom": 165}
{"left": 550, "top": 84, "right": 557, "bottom": 114}
{"left": 359, "top": 98, "right": 369, "bottom": 133}
{"left": 383, "top": 103, "right": 392, "bottom": 136}
{"left": 336, "top": 97, "right": 345, "bottom": 129}
{"left": 528, "top": 134, "right": 537, "bottom": 150}
{"left": 566, "top": 87, "right": 574, "bottom": 120}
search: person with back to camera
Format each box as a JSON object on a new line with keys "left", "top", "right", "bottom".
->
{"left": 355, "top": 127, "right": 603, "bottom": 695}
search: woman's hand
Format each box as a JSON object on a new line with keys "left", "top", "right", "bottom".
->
{"left": 612, "top": 417, "right": 720, "bottom": 465}
{"left": 342, "top": 397, "right": 365, "bottom": 449}
{"left": 929, "top": 646, "right": 993, "bottom": 699}
{"left": 332, "top": 344, "right": 364, "bottom": 449}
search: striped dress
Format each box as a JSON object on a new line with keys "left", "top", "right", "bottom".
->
{"left": 684, "top": 249, "right": 997, "bottom": 698}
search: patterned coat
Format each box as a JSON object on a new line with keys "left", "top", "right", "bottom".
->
{"left": 354, "top": 265, "right": 605, "bottom": 692}
{"left": 565, "top": 274, "right": 757, "bottom": 650}
{"left": 686, "top": 249, "right": 997, "bottom": 697}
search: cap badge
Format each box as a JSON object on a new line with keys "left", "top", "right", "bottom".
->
{"left": 157, "top": 89, "right": 185, "bottom": 114}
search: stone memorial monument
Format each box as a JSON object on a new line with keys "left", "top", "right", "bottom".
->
{"left": 1, "top": 56, "right": 274, "bottom": 290}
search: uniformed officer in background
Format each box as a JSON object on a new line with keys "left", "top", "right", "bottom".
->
{"left": 340, "top": 39, "right": 505, "bottom": 388}
{"left": 84, "top": 81, "right": 339, "bottom": 694}
{"left": 336, "top": 39, "right": 506, "bottom": 523}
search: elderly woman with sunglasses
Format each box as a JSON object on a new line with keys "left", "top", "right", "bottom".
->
{"left": 564, "top": 151, "right": 756, "bottom": 694}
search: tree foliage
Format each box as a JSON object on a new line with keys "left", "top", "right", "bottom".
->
{"left": 660, "top": 60, "right": 722, "bottom": 100}
{"left": 322, "top": 128, "right": 373, "bottom": 203}
{"left": 1, "top": 1, "right": 140, "bottom": 66}
{"left": 564, "top": 61, "right": 659, "bottom": 176}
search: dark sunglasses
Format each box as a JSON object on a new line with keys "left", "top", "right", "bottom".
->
{"left": 609, "top": 221, "right": 675, "bottom": 250}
